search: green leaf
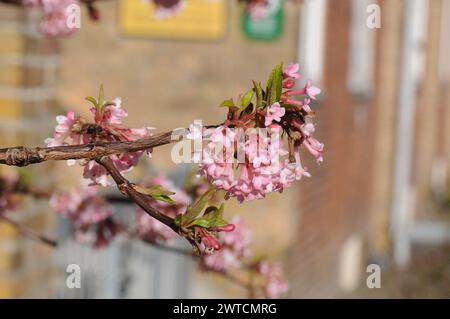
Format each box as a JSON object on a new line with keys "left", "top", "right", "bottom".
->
{"left": 266, "top": 63, "right": 283, "bottom": 105}
{"left": 219, "top": 98, "right": 235, "bottom": 108}
{"left": 97, "top": 84, "right": 105, "bottom": 111}
{"left": 199, "top": 204, "right": 228, "bottom": 227}
{"left": 85, "top": 96, "right": 98, "bottom": 107}
{"left": 183, "top": 187, "right": 216, "bottom": 224}
{"left": 253, "top": 80, "right": 264, "bottom": 108}
{"left": 135, "top": 185, "right": 176, "bottom": 205}
{"left": 240, "top": 89, "right": 254, "bottom": 111}
{"left": 187, "top": 218, "right": 212, "bottom": 228}
{"left": 186, "top": 204, "right": 229, "bottom": 229}
{"left": 152, "top": 194, "right": 176, "bottom": 205}
{"left": 174, "top": 214, "right": 183, "bottom": 226}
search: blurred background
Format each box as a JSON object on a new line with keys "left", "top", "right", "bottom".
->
{"left": 0, "top": 0, "right": 450, "bottom": 298}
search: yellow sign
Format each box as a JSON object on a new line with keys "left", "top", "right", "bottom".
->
{"left": 119, "top": 0, "right": 227, "bottom": 40}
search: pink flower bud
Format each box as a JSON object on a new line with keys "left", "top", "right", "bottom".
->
{"left": 210, "top": 223, "right": 236, "bottom": 232}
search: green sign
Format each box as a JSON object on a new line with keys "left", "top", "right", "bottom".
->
{"left": 242, "top": 0, "right": 284, "bottom": 40}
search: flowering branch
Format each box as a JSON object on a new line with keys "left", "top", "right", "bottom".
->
{"left": 0, "top": 62, "right": 322, "bottom": 298}
{"left": 0, "top": 131, "right": 176, "bottom": 167}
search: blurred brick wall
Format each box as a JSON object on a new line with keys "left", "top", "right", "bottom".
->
{"left": 413, "top": 0, "right": 443, "bottom": 216}
{"left": 286, "top": 0, "right": 377, "bottom": 297}
{"left": 287, "top": 0, "right": 401, "bottom": 297}
{"left": 287, "top": 0, "right": 450, "bottom": 297}
{"left": 0, "top": 6, "right": 57, "bottom": 298}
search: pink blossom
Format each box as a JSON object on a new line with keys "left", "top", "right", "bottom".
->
{"left": 300, "top": 122, "right": 315, "bottom": 137}
{"left": 196, "top": 62, "right": 322, "bottom": 202}
{"left": 303, "top": 137, "right": 324, "bottom": 163}
{"left": 264, "top": 103, "right": 286, "bottom": 127}
{"left": 283, "top": 63, "right": 300, "bottom": 79}
{"left": 202, "top": 216, "right": 252, "bottom": 272}
{"left": 199, "top": 125, "right": 306, "bottom": 203}
{"left": 197, "top": 227, "right": 222, "bottom": 251}
{"left": 22, "top": 0, "right": 80, "bottom": 37}
{"left": 45, "top": 97, "right": 153, "bottom": 186}
{"left": 282, "top": 78, "right": 296, "bottom": 89}
{"left": 258, "top": 261, "right": 289, "bottom": 299}
{"left": 40, "top": 11, "right": 77, "bottom": 37}
{"left": 50, "top": 186, "right": 118, "bottom": 247}
{"left": 304, "top": 80, "right": 321, "bottom": 100}
{"left": 94, "top": 219, "right": 120, "bottom": 248}
{"left": 302, "top": 98, "right": 312, "bottom": 112}
{"left": 100, "top": 97, "right": 127, "bottom": 125}
{"left": 82, "top": 161, "right": 109, "bottom": 187}
{"left": 280, "top": 75, "right": 321, "bottom": 108}
{"left": 50, "top": 186, "right": 111, "bottom": 228}
{"left": 45, "top": 111, "right": 77, "bottom": 147}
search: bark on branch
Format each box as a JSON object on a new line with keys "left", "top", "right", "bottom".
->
{"left": 0, "top": 131, "right": 178, "bottom": 167}
{"left": 96, "top": 156, "right": 178, "bottom": 231}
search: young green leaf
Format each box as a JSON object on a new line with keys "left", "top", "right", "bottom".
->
{"left": 187, "top": 218, "right": 212, "bottom": 229}
{"left": 183, "top": 187, "right": 216, "bottom": 224}
{"left": 203, "top": 203, "right": 228, "bottom": 227}
{"left": 174, "top": 214, "right": 183, "bottom": 226}
{"left": 219, "top": 98, "right": 235, "bottom": 108}
{"left": 253, "top": 80, "right": 264, "bottom": 108}
{"left": 135, "top": 185, "right": 176, "bottom": 205}
{"left": 240, "top": 89, "right": 255, "bottom": 111}
{"left": 85, "top": 96, "right": 98, "bottom": 107}
{"left": 97, "top": 84, "right": 105, "bottom": 111}
{"left": 266, "top": 63, "right": 283, "bottom": 105}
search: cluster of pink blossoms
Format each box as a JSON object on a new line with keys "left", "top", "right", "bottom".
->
{"left": 257, "top": 261, "right": 289, "bottom": 299}
{"left": 45, "top": 97, "right": 153, "bottom": 186}
{"left": 50, "top": 186, "right": 119, "bottom": 247}
{"left": 21, "top": 0, "right": 79, "bottom": 37}
{"left": 196, "top": 62, "right": 323, "bottom": 202}
{"left": 201, "top": 216, "right": 252, "bottom": 272}
{"left": 136, "top": 175, "right": 191, "bottom": 242}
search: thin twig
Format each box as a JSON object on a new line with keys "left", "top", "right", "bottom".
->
{"left": 0, "top": 213, "right": 58, "bottom": 247}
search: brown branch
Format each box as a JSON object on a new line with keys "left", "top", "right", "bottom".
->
{"left": 0, "top": 131, "right": 179, "bottom": 167}
{"left": 0, "top": 213, "right": 58, "bottom": 247}
{"left": 96, "top": 156, "right": 178, "bottom": 232}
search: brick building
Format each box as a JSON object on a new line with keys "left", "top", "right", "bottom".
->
{"left": 288, "top": 0, "right": 450, "bottom": 297}
{"left": 0, "top": 6, "right": 59, "bottom": 297}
